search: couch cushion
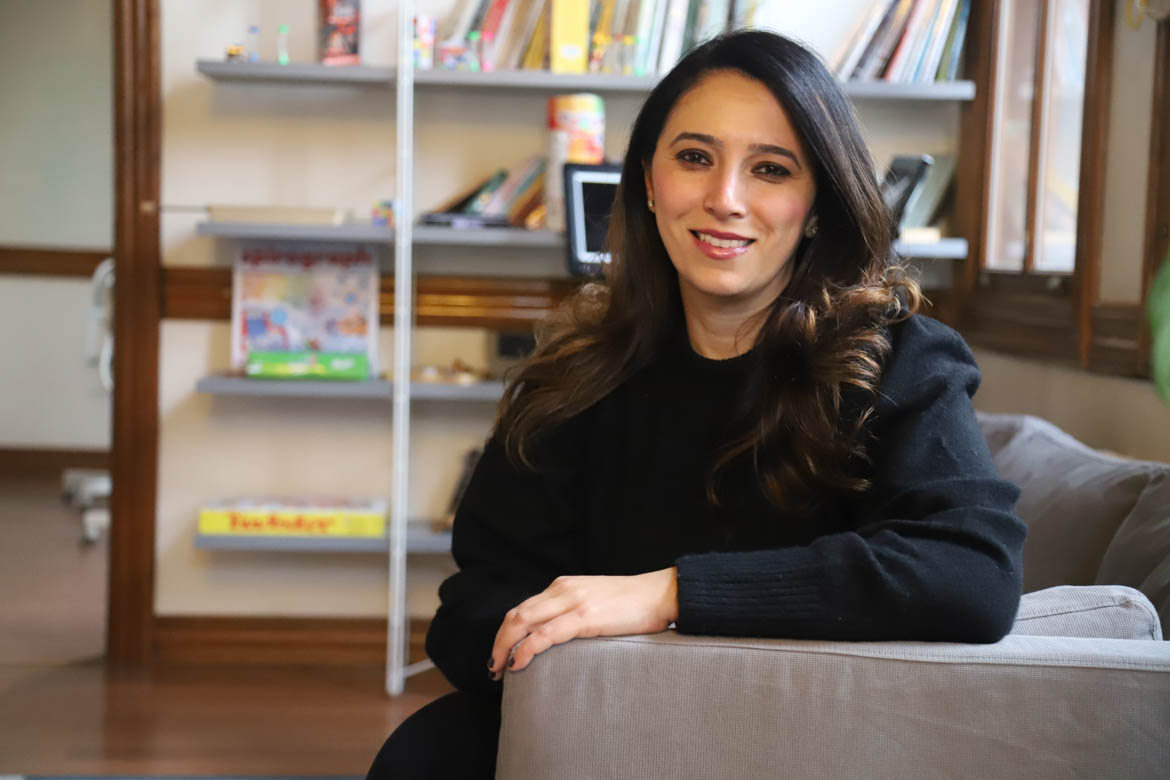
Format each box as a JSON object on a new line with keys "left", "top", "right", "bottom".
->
{"left": 1010, "top": 585, "right": 1162, "bottom": 640}
{"left": 976, "top": 412, "right": 1170, "bottom": 602}
{"left": 1095, "top": 475, "right": 1170, "bottom": 627}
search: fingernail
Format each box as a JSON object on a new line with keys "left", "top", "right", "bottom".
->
{"left": 508, "top": 657, "right": 515, "bottom": 668}
{"left": 487, "top": 657, "right": 494, "bottom": 668}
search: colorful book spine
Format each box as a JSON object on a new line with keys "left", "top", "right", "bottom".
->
{"left": 854, "top": 0, "right": 916, "bottom": 81}
{"left": 883, "top": 0, "right": 937, "bottom": 82}
{"left": 938, "top": 0, "right": 970, "bottom": 81}
{"left": 551, "top": 0, "right": 590, "bottom": 72}
{"left": 199, "top": 499, "right": 388, "bottom": 538}
{"left": 915, "top": 0, "right": 960, "bottom": 82}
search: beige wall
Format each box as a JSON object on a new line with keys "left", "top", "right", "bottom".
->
{"left": 0, "top": 0, "right": 113, "bottom": 450}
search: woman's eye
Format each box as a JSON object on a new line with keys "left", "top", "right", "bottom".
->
{"left": 676, "top": 150, "right": 709, "bottom": 166}
{"left": 755, "top": 163, "right": 791, "bottom": 179}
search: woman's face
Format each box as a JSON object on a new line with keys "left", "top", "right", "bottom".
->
{"left": 644, "top": 70, "right": 817, "bottom": 312}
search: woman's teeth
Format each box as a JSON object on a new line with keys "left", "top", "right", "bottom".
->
{"left": 695, "top": 232, "right": 752, "bottom": 249}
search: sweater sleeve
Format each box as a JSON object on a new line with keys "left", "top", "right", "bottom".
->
{"left": 673, "top": 315, "right": 1027, "bottom": 644}
{"left": 425, "top": 430, "right": 586, "bottom": 699}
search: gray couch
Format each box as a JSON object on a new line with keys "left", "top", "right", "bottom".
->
{"left": 496, "top": 413, "right": 1170, "bottom": 779}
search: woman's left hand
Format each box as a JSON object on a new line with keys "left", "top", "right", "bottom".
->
{"left": 488, "top": 567, "right": 679, "bottom": 679}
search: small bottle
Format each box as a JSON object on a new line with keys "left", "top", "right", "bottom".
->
{"left": 246, "top": 25, "right": 260, "bottom": 63}
{"left": 277, "top": 24, "right": 290, "bottom": 65}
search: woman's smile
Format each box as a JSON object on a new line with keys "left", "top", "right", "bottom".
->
{"left": 690, "top": 229, "right": 755, "bottom": 259}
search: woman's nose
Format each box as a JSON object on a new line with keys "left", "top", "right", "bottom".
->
{"left": 703, "top": 169, "right": 746, "bottom": 219}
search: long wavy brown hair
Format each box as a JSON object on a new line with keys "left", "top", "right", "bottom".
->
{"left": 496, "top": 30, "right": 922, "bottom": 512}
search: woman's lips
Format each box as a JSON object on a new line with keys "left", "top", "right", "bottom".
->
{"left": 690, "top": 230, "right": 754, "bottom": 260}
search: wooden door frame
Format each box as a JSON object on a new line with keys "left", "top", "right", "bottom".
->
{"left": 108, "top": 0, "right": 160, "bottom": 667}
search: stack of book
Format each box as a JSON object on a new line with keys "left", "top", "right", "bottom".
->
{"left": 433, "top": 0, "right": 791, "bottom": 76}
{"left": 832, "top": 0, "right": 972, "bottom": 83}
{"left": 422, "top": 156, "right": 547, "bottom": 229}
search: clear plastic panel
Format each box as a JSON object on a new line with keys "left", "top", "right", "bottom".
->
{"left": 986, "top": 0, "right": 1042, "bottom": 272}
{"left": 1033, "top": 0, "right": 1089, "bottom": 273}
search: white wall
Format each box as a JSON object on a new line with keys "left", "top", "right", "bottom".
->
{"left": 0, "top": 0, "right": 113, "bottom": 451}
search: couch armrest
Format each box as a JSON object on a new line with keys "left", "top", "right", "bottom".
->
{"left": 498, "top": 631, "right": 1170, "bottom": 780}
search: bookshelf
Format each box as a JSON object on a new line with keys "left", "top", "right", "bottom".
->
{"left": 180, "top": 2, "right": 990, "bottom": 698}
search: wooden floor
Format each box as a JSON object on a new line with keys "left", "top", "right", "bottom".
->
{"left": 0, "top": 475, "right": 453, "bottom": 776}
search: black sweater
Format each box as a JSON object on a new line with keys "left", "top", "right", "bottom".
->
{"left": 425, "top": 314, "right": 1027, "bottom": 699}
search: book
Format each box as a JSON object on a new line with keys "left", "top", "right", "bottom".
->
{"left": 937, "top": 0, "right": 970, "bottom": 81}
{"left": 318, "top": 0, "right": 361, "bottom": 66}
{"left": 551, "top": 0, "right": 590, "bottom": 72}
{"left": 478, "top": 0, "right": 514, "bottom": 71}
{"left": 884, "top": 0, "right": 940, "bottom": 82}
{"left": 637, "top": 0, "right": 668, "bottom": 75}
{"left": 853, "top": 0, "right": 916, "bottom": 80}
{"left": 656, "top": 0, "right": 691, "bottom": 74}
{"left": 900, "top": 154, "right": 956, "bottom": 229}
{"left": 588, "top": 0, "right": 618, "bottom": 71}
{"left": 230, "top": 246, "right": 379, "bottom": 380}
{"left": 914, "top": 0, "right": 960, "bottom": 82}
{"left": 501, "top": 0, "right": 547, "bottom": 69}
{"left": 464, "top": 169, "right": 510, "bottom": 214}
{"left": 445, "top": 0, "right": 490, "bottom": 44}
{"left": 483, "top": 156, "right": 546, "bottom": 216}
{"left": 198, "top": 497, "right": 388, "bottom": 538}
{"left": 830, "top": 1, "right": 890, "bottom": 76}
{"left": 836, "top": 1, "right": 895, "bottom": 79}
{"left": 521, "top": 1, "right": 552, "bottom": 69}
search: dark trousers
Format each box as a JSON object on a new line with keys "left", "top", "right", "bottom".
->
{"left": 367, "top": 690, "right": 501, "bottom": 779}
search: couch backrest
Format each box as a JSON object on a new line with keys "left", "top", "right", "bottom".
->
{"left": 977, "top": 412, "right": 1170, "bottom": 626}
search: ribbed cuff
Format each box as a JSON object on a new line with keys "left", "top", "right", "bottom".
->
{"left": 674, "top": 547, "right": 826, "bottom": 637}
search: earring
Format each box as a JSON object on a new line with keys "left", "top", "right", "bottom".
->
{"left": 804, "top": 218, "right": 818, "bottom": 238}
{"left": 647, "top": 198, "right": 655, "bottom": 211}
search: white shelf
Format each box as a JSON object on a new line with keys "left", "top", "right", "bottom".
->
{"left": 894, "top": 237, "right": 968, "bottom": 259}
{"left": 414, "top": 225, "right": 560, "bottom": 247}
{"left": 195, "top": 523, "right": 452, "bottom": 554}
{"left": 196, "top": 60, "right": 394, "bottom": 85}
{"left": 196, "top": 375, "right": 506, "bottom": 402}
{"left": 197, "top": 60, "right": 975, "bottom": 102}
{"left": 196, "top": 376, "right": 393, "bottom": 399}
{"left": 196, "top": 220, "right": 394, "bottom": 243}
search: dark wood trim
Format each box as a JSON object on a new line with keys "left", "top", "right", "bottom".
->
{"left": 1138, "top": 19, "right": 1170, "bottom": 375}
{"left": 1073, "top": 0, "right": 1115, "bottom": 366}
{"left": 1087, "top": 302, "right": 1144, "bottom": 377}
{"left": 953, "top": 0, "right": 1001, "bottom": 311}
{"left": 153, "top": 615, "right": 430, "bottom": 666}
{"left": 0, "top": 247, "right": 111, "bottom": 277}
{"left": 0, "top": 448, "right": 110, "bottom": 478}
{"left": 162, "top": 266, "right": 578, "bottom": 330}
{"left": 108, "top": 0, "right": 161, "bottom": 667}
{"left": 1023, "top": 0, "right": 1052, "bottom": 274}
{"left": 963, "top": 272, "right": 1079, "bottom": 364}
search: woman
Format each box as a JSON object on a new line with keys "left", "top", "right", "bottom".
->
{"left": 368, "top": 29, "right": 1026, "bottom": 779}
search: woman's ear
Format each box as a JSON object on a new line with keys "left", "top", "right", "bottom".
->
{"left": 642, "top": 161, "right": 654, "bottom": 207}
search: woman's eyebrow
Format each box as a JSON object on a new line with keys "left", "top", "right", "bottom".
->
{"left": 667, "top": 131, "right": 802, "bottom": 170}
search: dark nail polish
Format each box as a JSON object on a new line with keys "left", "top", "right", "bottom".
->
{"left": 508, "top": 657, "right": 515, "bottom": 668}
{"left": 487, "top": 657, "right": 494, "bottom": 668}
